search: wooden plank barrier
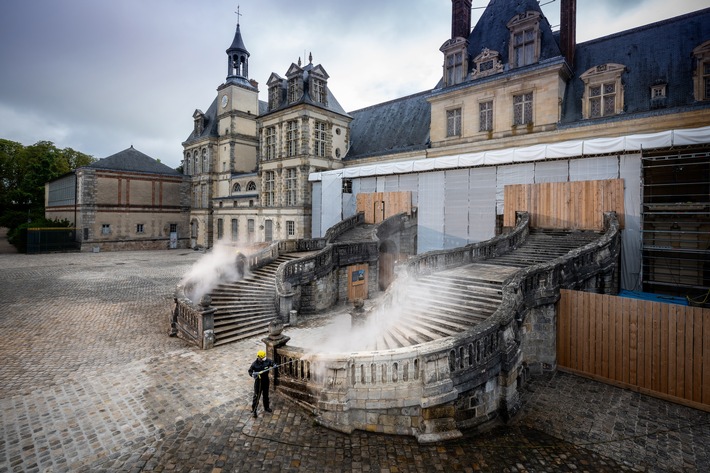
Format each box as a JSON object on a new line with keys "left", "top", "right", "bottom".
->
{"left": 356, "top": 191, "right": 412, "bottom": 224}
{"left": 557, "top": 289, "right": 710, "bottom": 412}
{"left": 504, "top": 179, "right": 625, "bottom": 230}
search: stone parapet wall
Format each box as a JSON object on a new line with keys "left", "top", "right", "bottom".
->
{"left": 274, "top": 212, "right": 622, "bottom": 442}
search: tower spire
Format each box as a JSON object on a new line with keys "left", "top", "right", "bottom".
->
{"left": 226, "top": 6, "right": 250, "bottom": 82}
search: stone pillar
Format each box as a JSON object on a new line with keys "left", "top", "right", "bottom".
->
{"left": 199, "top": 294, "right": 216, "bottom": 350}
{"left": 350, "top": 298, "right": 367, "bottom": 328}
{"left": 262, "top": 319, "right": 291, "bottom": 387}
{"left": 169, "top": 295, "right": 179, "bottom": 337}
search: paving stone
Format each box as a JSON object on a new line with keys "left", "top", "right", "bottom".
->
{"left": 0, "top": 249, "right": 708, "bottom": 472}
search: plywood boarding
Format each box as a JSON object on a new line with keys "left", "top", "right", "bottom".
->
{"left": 356, "top": 191, "right": 412, "bottom": 224}
{"left": 504, "top": 180, "right": 625, "bottom": 230}
{"left": 557, "top": 289, "right": 710, "bottom": 411}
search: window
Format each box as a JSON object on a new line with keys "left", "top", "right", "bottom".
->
{"left": 285, "top": 168, "right": 297, "bottom": 206}
{"left": 101, "top": 224, "right": 111, "bottom": 235}
{"left": 193, "top": 152, "right": 198, "bottom": 175}
{"left": 194, "top": 186, "right": 200, "bottom": 208}
{"left": 314, "top": 121, "right": 327, "bottom": 157}
{"left": 472, "top": 48, "right": 503, "bottom": 79}
{"left": 286, "top": 120, "right": 298, "bottom": 156}
{"left": 268, "top": 86, "right": 280, "bottom": 110}
{"left": 513, "top": 92, "right": 533, "bottom": 126}
{"left": 479, "top": 101, "right": 493, "bottom": 132}
{"left": 286, "top": 220, "right": 295, "bottom": 237}
{"left": 507, "top": 12, "right": 540, "bottom": 68}
{"left": 693, "top": 40, "right": 710, "bottom": 101}
{"left": 248, "top": 219, "right": 255, "bottom": 242}
{"left": 231, "top": 219, "right": 238, "bottom": 241}
{"left": 288, "top": 78, "right": 300, "bottom": 103}
{"left": 217, "top": 219, "right": 223, "bottom": 240}
{"left": 342, "top": 179, "right": 353, "bottom": 194}
{"left": 185, "top": 156, "right": 191, "bottom": 175}
{"left": 170, "top": 224, "right": 177, "bottom": 233}
{"left": 265, "top": 126, "right": 276, "bottom": 160}
{"left": 580, "top": 63, "right": 625, "bottom": 119}
{"left": 246, "top": 181, "right": 256, "bottom": 192}
{"left": 264, "top": 171, "right": 275, "bottom": 207}
{"left": 651, "top": 84, "right": 667, "bottom": 99}
{"left": 232, "top": 183, "right": 241, "bottom": 193}
{"left": 202, "top": 149, "right": 208, "bottom": 173}
{"left": 201, "top": 184, "right": 209, "bottom": 208}
{"left": 446, "top": 52, "right": 464, "bottom": 86}
{"left": 136, "top": 224, "right": 144, "bottom": 234}
{"left": 446, "top": 108, "right": 462, "bottom": 137}
{"left": 312, "top": 78, "right": 327, "bottom": 104}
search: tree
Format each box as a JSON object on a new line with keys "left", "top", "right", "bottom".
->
{"left": 0, "top": 139, "right": 95, "bottom": 231}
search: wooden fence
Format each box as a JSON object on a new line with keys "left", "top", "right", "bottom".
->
{"left": 504, "top": 180, "right": 625, "bottom": 230}
{"left": 557, "top": 289, "right": 709, "bottom": 411}
{"left": 356, "top": 191, "right": 411, "bottom": 224}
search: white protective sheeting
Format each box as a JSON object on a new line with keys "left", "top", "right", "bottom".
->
{"left": 444, "top": 169, "right": 470, "bottom": 248}
{"left": 383, "top": 175, "right": 399, "bottom": 192}
{"left": 569, "top": 156, "right": 619, "bottom": 181}
{"left": 673, "top": 125, "right": 710, "bottom": 146}
{"left": 620, "top": 154, "right": 643, "bottom": 291}
{"left": 535, "top": 160, "right": 569, "bottom": 183}
{"left": 311, "top": 125, "right": 710, "bottom": 184}
{"left": 496, "top": 163, "right": 535, "bottom": 214}
{"left": 320, "top": 172, "right": 343, "bottom": 236}
{"left": 358, "top": 177, "right": 377, "bottom": 194}
{"left": 398, "top": 174, "right": 419, "bottom": 206}
{"left": 311, "top": 181, "right": 323, "bottom": 237}
{"left": 469, "top": 167, "right": 497, "bottom": 243}
{"left": 418, "top": 171, "right": 446, "bottom": 253}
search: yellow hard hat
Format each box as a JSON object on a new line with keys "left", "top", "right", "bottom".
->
{"left": 257, "top": 350, "right": 266, "bottom": 359}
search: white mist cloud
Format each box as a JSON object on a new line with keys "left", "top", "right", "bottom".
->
{"left": 179, "top": 243, "right": 248, "bottom": 303}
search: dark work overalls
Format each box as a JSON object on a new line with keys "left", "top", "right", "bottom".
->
{"left": 248, "top": 357, "right": 275, "bottom": 415}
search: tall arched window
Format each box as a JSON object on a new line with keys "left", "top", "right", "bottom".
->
{"left": 193, "top": 152, "right": 198, "bottom": 175}
{"left": 246, "top": 181, "right": 256, "bottom": 191}
{"left": 201, "top": 149, "right": 208, "bottom": 173}
{"left": 232, "top": 183, "right": 241, "bottom": 193}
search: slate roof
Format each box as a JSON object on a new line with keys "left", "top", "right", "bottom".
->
{"left": 561, "top": 8, "right": 710, "bottom": 124}
{"left": 183, "top": 97, "right": 269, "bottom": 144}
{"left": 466, "top": 0, "right": 561, "bottom": 67}
{"left": 345, "top": 90, "right": 432, "bottom": 161}
{"left": 87, "top": 146, "right": 181, "bottom": 176}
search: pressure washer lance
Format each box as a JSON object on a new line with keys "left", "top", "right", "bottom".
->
{"left": 251, "top": 358, "right": 298, "bottom": 378}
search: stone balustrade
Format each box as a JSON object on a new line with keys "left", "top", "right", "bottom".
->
{"left": 273, "top": 211, "right": 622, "bottom": 442}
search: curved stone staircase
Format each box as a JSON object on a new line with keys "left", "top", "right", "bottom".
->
{"left": 368, "top": 229, "right": 603, "bottom": 349}
{"left": 209, "top": 254, "right": 301, "bottom": 346}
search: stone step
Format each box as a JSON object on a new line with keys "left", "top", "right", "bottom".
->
{"left": 214, "top": 314, "right": 275, "bottom": 332}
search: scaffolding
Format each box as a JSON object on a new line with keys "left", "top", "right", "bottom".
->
{"left": 642, "top": 149, "right": 710, "bottom": 303}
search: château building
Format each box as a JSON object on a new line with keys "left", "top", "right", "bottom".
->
{"left": 184, "top": 0, "right": 710, "bottom": 299}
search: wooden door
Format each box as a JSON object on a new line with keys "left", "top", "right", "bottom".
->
{"left": 347, "top": 264, "right": 368, "bottom": 301}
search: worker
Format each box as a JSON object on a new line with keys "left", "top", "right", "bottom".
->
{"left": 248, "top": 349, "right": 275, "bottom": 418}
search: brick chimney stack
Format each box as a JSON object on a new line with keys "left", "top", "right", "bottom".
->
{"left": 451, "top": 0, "right": 472, "bottom": 39}
{"left": 560, "top": 0, "right": 577, "bottom": 66}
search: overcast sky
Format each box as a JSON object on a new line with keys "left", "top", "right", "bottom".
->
{"left": 0, "top": 0, "right": 707, "bottom": 169}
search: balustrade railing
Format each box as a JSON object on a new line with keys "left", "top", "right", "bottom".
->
{"left": 274, "top": 212, "right": 621, "bottom": 428}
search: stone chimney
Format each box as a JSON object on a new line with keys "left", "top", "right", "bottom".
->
{"left": 559, "top": 0, "right": 577, "bottom": 66}
{"left": 451, "top": 0, "right": 472, "bottom": 39}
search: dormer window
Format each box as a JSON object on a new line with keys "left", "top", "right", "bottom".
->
{"left": 288, "top": 77, "right": 301, "bottom": 103}
{"left": 192, "top": 110, "right": 205, "bottom": 136}
{"left": 440, "top": 37, "right": 469, "bottom": 87}
{"left": 311, "top": 78, "right": 327, "bottom": 105}
{"left": 246, "top": 181, "right": 256, "bottom": 192}
{"left": 580, "top": 63, "right": 625, "bottom": 119}
{"left": 471, "top": 48, "right": 503, "bottom": 79}
{"left": 693, "top": 40, "right": 710, "bottom": 101}
{"left": 507, "top": 11, "right": 541, "bottom": 68}
{"left": 232, "top": 183, "right": 241, "bottom": 193}
{"left": 268, "top": 85, "right": 280, "bottom": 110}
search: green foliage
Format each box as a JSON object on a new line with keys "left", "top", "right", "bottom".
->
{"left": 7, "top": 216, "right": 71, "bottom": 253}
{"left": 0, "top": 139, "right": 95, "bottom": 247}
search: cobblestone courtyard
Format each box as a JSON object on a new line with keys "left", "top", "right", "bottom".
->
{"left": 0, "top": 246, "right": 708, "bottom": 472}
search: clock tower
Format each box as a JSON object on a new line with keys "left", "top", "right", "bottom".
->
{"left": 216, "top": 17, "right": 259, "bottom": 177}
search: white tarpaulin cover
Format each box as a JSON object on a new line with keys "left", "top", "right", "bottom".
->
{"left": 534, "top": 160, "right": 569, "bottom": 183}
{"left": 469, "top": 167, "right": 497, "bottom": 243}
{"left": 320, "top": 172, "right": 343, "bottom": 236}
{"left": 569, "top": 156, "right": 619, "bottom": 181}
{"left": 444, "top": 169, "right": 470, "bottom": 248}
{"left": 418, "top": 171, "right": 445, "bottom": 253}
{"left": 620, "top": 154, "right": 642, "bottom": 291}
{"left": 311, "top": 125, "right": 710, "bottom": 183}
{"left": 311, "top": 181, "right": 322, "bottom": 237}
